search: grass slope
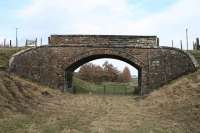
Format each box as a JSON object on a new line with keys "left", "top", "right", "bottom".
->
{"left": 0, "top": 48, "right": 199, "bottom": 132}
{"left": 0, "top": 71, "right": 61, "bottom": 117}
{"left": 0, "top": 48, "right": 24, "bottom": 70}
{"left": 190, "top": 50, "right": 200, "bottom": 64}
{"left": 141, "top": 69, "right": 200, "bottom": 132}
{"left": 0, "top": 70, "right": 199, "bottom": 132}
{"left": 74, "top": 77, "right": 137, "bottom": 94}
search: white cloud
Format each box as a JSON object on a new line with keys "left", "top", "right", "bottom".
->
{"left": 134, "top": 0, "right": 200, "bottom": 49}
{"left": 17, "top": 0, "right": 200, "bottom": 49}
{"left": 17, "top": 0, "right": 136, "bottom": 39}
{"left": 19, "top": 0, "right": 131, "bottom": 17}
{"left": 15, "top": 0, "right": 200, "bottom": 73}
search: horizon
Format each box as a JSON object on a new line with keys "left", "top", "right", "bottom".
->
{"left": 1, "top": 0, "right": 199, "bottom": 75}
{"left": 0, "top": 0, "right": 199, "bottom": 48}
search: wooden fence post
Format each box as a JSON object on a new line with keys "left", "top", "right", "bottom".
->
{"left": 104, "top": 85, "right": 106, "bottom": 94}
{"left": 3, "top": 39, "right": 6, "bottom": 47}
{"left": 193, "top": 41, "right": 195, "bottom": 50}
{"left": 186, "top": 28, "right": 189, "bottom": 51}
{"left": 40, "top": 37, "right": 43, "bottom": 45}
{"left": 25, "top": 40, "right": 27, "bottom": 46}
{"left": 180, "top": 40, "right": 183, "bottom": 50}
{"left": 196, "top": 38, "right": 200, "bottom": 50}
{"left": 35, "top": 38, "right": 38, "bottom": 47}
{"left": 9, "top": 40, "right": 12, "bottom": 47}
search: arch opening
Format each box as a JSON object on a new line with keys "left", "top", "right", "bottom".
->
{"left": 64, "top": 54, "right": 142, "bottom": 95}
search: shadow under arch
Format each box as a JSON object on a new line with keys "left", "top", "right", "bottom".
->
{"left": 64, "top": 49, "right": 143, "bottom": 95}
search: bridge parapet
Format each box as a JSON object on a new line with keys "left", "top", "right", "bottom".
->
{"left": 9, "top": 44, "right": 196, "bottom": 95}
{"left": 48, "top": 35, "right": 159, "bottom": 47}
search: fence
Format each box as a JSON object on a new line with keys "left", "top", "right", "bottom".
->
{"left": 0, "top": 37, "right": 44, "bottom": 48}
{"left": 0, "top": 40, "right": 13, "bottom": 48}
{"left": 75, "top": 82, "right": 138, "bottom": 95}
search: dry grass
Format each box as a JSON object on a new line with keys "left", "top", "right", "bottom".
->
{"left": 0, "top": 48, "right": 24, "bottom": 70}
{"left": 190, "top": 50, "right": 200, "bottom": 64}
{"left": 140, "top": 70, "right": 200, "bottom": 132}
{"left": 0, "top": 70, "right": 200, "bottom": 132}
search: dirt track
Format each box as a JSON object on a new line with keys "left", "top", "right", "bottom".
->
{"left": 0, "top": 71, "right": 200, "bottom": 132}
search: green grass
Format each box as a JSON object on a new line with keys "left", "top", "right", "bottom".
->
{"left": 0, "top": 48, "right": 24, "bottom": 70}
{"left": 73, "top": 77, "right": 138, "bottom": 95}
{"left": 189, "top": 50, "right": 200, "bottom": 64}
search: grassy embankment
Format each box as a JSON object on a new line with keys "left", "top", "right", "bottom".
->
{"left": 0, "top": 66, "right": 200, "bottom": 132}
{"left": 0, "top": 48, "right": 24, "bottom": 70}
{"left": 190, "top": 50, "right": 200, "bottom": 64}
{"left": 0, "top": 48, "right": 199, "bottom": 132}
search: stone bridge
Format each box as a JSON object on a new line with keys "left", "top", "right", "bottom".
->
{"left": 9, "top": 35, "right": 198, "bottom": 95}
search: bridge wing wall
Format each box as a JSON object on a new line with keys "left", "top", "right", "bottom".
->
{"left": 9, "top": 46, "right": 196, "bottom": 95}
{"left": 49, "top": 35, "right": 159, "bottom": 47}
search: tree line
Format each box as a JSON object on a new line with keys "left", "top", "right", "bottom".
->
{"left": 77, "top": 61, "right": 132, "bottom": 83}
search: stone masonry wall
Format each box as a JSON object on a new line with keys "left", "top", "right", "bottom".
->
{"left": 49, "top": 35, "right": 159, "bottom": 47}
{"left": 9, "top": 45, "right": 196, "bottom": 95}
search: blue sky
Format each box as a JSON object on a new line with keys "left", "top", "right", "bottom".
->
{"left": 0, "top": 0, "right": 178, "bottom": 41}
{"left": 128, "top": 0, "right": 175, "bottom": 12}
{"left": 0, "top": 0, "right": 200, "bottom": 75}
{"left": 0, "top": 0, "right": 199, "bottom": 47}
{"left": 0, "top": 0, "right": 30, "bottom": 38}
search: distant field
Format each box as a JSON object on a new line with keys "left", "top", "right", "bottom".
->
{"left": 0, "top": 48, "right": 24, "bottom": 70}
{"left": 74, "top": 77, "right": 138, "bottom": 95}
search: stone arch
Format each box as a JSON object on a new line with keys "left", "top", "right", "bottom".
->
{"left": 64, "top": 48, "right": 145, "bottom": 94}
{"left": 9, "top": 45, "right": 197, "bottom": 95}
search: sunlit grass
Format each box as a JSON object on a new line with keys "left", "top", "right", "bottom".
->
{"left": 73, "top": 77, "right": 138, "bottom": 95}
{"left": 0, "top": 48, "right": 24, "bottom": 70}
